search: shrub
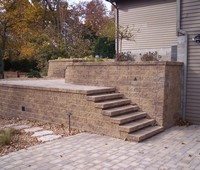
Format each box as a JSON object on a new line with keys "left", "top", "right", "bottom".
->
{"left": 27, "top": 69, "right": 42, "bottom": 78}
{"left": 94, "top": 37, "right": 115, "bottom": 58}
{"left": 83, "top": 57, "right": 104, "bottom": 62}
{"left": 0, "top": 128, "right": 15, "bottom": 147}
{"left": 116, "top": 52, "right": 135, "bottom": 61}
{"left": 140, "top": 51, "right": 161, "bottom": 61}
{"left": 4, "top": 59, "right": 38, "bottom": 72}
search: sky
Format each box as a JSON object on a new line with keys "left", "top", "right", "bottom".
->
{"left": 68, "top": 0, "right": 112, "bottom": 11}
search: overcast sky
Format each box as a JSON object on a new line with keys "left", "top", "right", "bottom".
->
{"left": 68, "top": 0, "right": 112, "bottom": 10}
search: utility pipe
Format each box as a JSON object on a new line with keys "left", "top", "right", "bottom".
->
{"left": 177, "top": 0, "right": 188, "bottom": 120}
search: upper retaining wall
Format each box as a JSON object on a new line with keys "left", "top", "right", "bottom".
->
{"left": 65, "top": 61, "right": 183, "bottom": 128}
{"left": 48, "top": 59, "right": 83, "bottom": 78}
{"left": 48, "top": 59, "right": 67, "bottom": 78}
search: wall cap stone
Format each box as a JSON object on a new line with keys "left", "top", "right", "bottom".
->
{"left": 0, "top": 83, "right": 88, "bottom": 94}
{"left": 66, "top": 61, "right": 183, "bottom": 66}
{"left": 48, "top": 59, "right": 83, "bottom": 63}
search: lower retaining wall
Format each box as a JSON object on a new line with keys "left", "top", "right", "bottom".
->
{"left": 0, "top": 85, "right": 121, "bottom": 138}
{"left": 4, "top": 71, "right": 27, "bottom": 79}
{"left": 65, "top": 61, "right": 183, "bottom": 128}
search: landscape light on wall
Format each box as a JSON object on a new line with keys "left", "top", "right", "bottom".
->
{"left": 192, "top": 34, "right": 200, "bottom": 43}
{"left": 66, "top": 112, "right": 72, "bottom": 134}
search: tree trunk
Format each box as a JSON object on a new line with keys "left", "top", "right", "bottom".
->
{"left": 0, "top": 22, "right": 7, "bottom": 79}
{"left": 42, "top": 2, "right": 48, "bottom": 29}
{"left": 120, "top": 38, "right": 123, "bottom": 53}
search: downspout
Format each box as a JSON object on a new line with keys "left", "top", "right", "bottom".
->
{"left": 177, "top": 0, "right": 188, "bottom": 120}
{"left": 116, "top": 6, "right": 119, "bottom": 55}
{"left": 106, "top": 0, "right": 119, "bottom": 55}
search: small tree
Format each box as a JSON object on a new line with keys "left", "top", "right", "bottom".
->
{"left": 118, "top": 25, "right": 140, "bottom": 53}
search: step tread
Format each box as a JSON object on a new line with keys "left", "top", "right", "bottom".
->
{"left": 111, "top": 112, "right": 147, "bottom": 124}
{"left": 119, "top": 118, "right": 155, "bottom": 132}
{"left": 96, "top": 99, "right": 131, "bottom": 105}
{"left": 128, "top": 126, "right": 164, "bottom": 142}
{"left": 104, "top": 105, "right": 138, "bottom": 112}
{"left": 102, "top": 105, "right": 138, "bottom": 116}
{"left": 120, "top": 118, "right": 155, "bottom": 128}
{"left": 111, "top": 111, "right": 146, "bottom": 120}
{"left": 86, "top": 88, "right": 116, "bottom": 95}
{"left": 87, "top": 93, "right": 123, "bottom": 102}
{"left": 96, "top": 98, "right": 131, "bottom": 109}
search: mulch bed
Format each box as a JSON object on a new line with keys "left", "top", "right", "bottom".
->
{"left": 0, "top": 117, "right": 80, "bottom": 156}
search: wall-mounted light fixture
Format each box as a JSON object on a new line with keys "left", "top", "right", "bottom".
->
{"left": 192, "top": 34, "right": 200, "bottom": 43}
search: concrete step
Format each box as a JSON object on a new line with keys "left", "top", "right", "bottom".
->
{"left": 96, "top": 99, "right": 131, "bottom": 109}
{"left": 102, "top": 105, "right": 139, "bottom": 117}
{"left": 119, "top": 118, "right": 155, "bottom": 133}
{"left": 128, "top": 126, "right": 164, "bottom": 142}
{"left": 111, "top": 112, "right": 147, "bottom": 125}
{"left": 86, "top": 87, "right": 116, "bottom": 95}
{"left": 87, "top": 93, "right": 124, "bottom": 102}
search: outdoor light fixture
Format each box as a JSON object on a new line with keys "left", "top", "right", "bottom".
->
{"left": 66, "top": 112, "right": 72, "bottom": 134}
{"left": 192, "top": 34, "right": 200, "bottom": 43}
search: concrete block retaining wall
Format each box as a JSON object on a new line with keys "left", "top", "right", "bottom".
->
{"left": 48, "top": 59, "right": 83, "bottom": 78}
{"left": 65, "top": 61, "right": 183, "bottom": 128}
{"left": 0, "top": 85, "right": 121, "bottom": 138}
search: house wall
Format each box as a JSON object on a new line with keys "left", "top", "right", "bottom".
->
{"left": 181, "top": 0, "right": 200, "bottom": 124}
{"left": 65, "top": 61, "right": 183, "bottom": 128}
{"left": 117, "top": 0, "right": 177, "bottom": 61}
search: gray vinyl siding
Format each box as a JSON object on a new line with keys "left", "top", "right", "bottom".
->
{"left": 118, "top": 0, "right": 177, "bottom": 51}
{"left": 181, "top": 0, "right": 200, "bottom": 124}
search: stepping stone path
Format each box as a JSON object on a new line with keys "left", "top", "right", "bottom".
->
{"left": 12, "top": 125, "right": 31, "bottom": 130}
{"left": 7, "top": 124, "right": 61, "bottom": 142}
{"left": 24, "top": 127, "right": 43, "bottom": 133}
{"left": 37, "top": 134, "right": 62, "bottom": 142}
{"left": 32, "top": 130, "right": 53, "bottom": 137}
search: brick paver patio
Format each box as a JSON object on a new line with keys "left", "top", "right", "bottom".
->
{"left": 0, "top": 125, "right": 200, "bottom": 170}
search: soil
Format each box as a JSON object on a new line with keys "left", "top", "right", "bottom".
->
{"left": 0, "top": 116, "right": 80, "bottom": 157}
{"left": 176, "top": 118, "right": 193, "bottom": 126}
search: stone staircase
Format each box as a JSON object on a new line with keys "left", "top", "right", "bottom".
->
{"left": 87, "top": 88, "right": 164, "bottom": 142}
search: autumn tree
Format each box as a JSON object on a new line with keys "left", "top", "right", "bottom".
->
{"left": 76, "top": 0, "right": 115, "bottom": 57}
{"left": 0, "top": 0, "right": 69, "bottom": 74}
{"left": 0, "top": 0, "right": 115, "bottom": 77}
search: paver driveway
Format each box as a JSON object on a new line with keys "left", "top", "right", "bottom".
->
{"left": 0, "top": 125, "right": 200, "bottom": 170}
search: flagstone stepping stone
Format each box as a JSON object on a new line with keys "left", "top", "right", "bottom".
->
{"left": 0, "top": 123, "right": 18, "bottom": 129}
{"left": 12, "top": 125, "right": 31, "bottom": 130}
{"left": 37, "top": 135, "right": 61, "bottom": 142}
{"left": 32, "top": 130, "right": 53, "bottom": 137}
{"left": 24, "top": 127, "right": 43, "bottom": 133}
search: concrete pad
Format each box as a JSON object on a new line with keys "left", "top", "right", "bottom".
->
{"left": 37, "top": 135, "right": 61, "bottom": 142}
{"left": 24, "top": 127, "right": 43, "bottom": 133}
{"left": 0, "top": 79, "right": 114, "bottom": 94}
{"left": 32, "top": 130, "right": 53, "bottom": 137}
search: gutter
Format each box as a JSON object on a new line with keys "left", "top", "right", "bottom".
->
{"left": 177, "top": 0, "right": 188, "bottom": 120}
{"left": 105, "top": 0, "right": 119, "bottom": 55}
